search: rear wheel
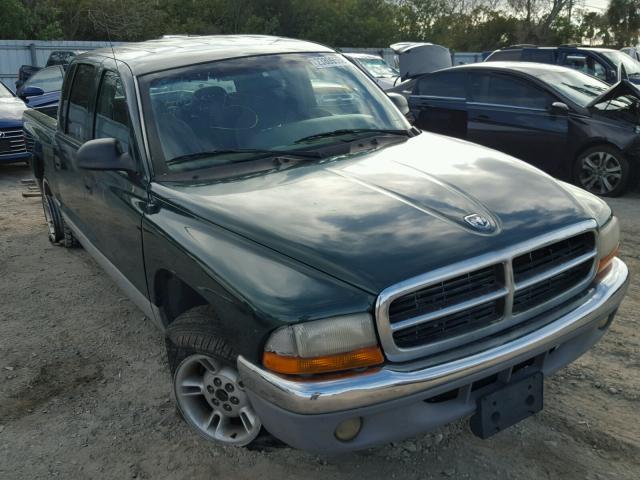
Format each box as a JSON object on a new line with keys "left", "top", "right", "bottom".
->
{"left": 166, "top": 306, "right": 262, "bottom": 447}
{"left": 574, "top": 146, "right": 631, "bottom": 197}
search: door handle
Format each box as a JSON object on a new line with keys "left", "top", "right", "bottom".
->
{"left": 477, "top": 114, "right": 490, "bottom": 120}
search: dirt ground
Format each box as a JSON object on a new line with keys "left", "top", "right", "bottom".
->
{"left": 0, "top": 163, "right": 638, "bottom": 480}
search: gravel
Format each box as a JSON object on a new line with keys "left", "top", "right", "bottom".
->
{"left": 1, "top": 163, "right": 639, "bottom": 479}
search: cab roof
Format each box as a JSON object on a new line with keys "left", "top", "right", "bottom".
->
{"left": 78, "top": 35, "right": 334, "bottom": 76}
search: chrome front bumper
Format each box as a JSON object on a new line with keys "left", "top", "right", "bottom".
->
{"left": 238, "top": 258, "right": 629, "bottom": 416}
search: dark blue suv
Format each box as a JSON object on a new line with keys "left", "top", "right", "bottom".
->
{"left": 485, "top": 45, "right": 640, "bottom": 85}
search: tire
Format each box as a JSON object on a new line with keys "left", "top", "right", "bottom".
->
{"left": 62, "top": 221, "right": 80, "bottom": 248}
{"left": 166, "top": 306, "right": 262, "bottom": 447}
{"left": 574, "top": 145, "right": 631, "bottom": 197}
{"left": 41, "top": 181, "right": 64, "bottom": 244}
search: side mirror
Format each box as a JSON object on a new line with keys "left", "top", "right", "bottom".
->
{"left": 19, "top": 86, "right": 45, "bottom": 99}
{"left": 387, "top": 92, "right": 410, "bottom": 116}
{"left": 77, "top": 138, "right": 136, "bottom": 172}
{"left": 550, "top": 101, "right": 570, "bottom": 115}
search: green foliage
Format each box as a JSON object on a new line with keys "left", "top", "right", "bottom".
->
{"left": 0, "top": 0, "right": 624, "bottom": 51}
{"left": 607, "top": 0, "right": 640, "bottom": 46}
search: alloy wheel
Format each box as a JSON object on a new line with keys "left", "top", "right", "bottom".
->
{"left": 173, "top": 354, "right": 261, "bottom": 446}
{"left": 578, "top": 151, "right": 623, "bottom": 195}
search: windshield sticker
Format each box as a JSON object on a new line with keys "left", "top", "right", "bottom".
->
{"left": 309, "top": 56, "right": 349, "bottom": 69}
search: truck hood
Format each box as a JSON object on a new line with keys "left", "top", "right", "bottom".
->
{"left": 0, "top": 97, "right": 27, "bottom": 123}
{"left": 154, "top": 133, "right": 592, "bottom": 294}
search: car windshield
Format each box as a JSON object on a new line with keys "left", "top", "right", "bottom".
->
{"left": 601, "top": 50, "right": 640, "bottom": 76}
{"left": 0, "top": 82, "right": 13, "bottom": 98}
{"left": 358, "top": 57, "right": 399, "bottom": 78}
{"left": 540, "top": 69, "right": 609, "bottom": 106}
{"left": 141, "top": 53, "right": 409, "bottom": 173}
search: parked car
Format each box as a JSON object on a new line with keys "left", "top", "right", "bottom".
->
{"left": 485, "top": 45, "right": 640, "bottom": 85}
{"left": 408, "top": 61, "right": 640, "bottom": 196}
{"left": 0, "top": 81, "right": 30, "bottom": 165}
{"left": 621, "top": 46, "right": 640, "bottom": 62}
{"left": 15, "top": 50, "right": 83, "bottom": 92}
{"left": 343, "top": 52, "right": 400, "bottom": 89}
{"left": 17, "top": 65, "right": 63, "bottom": 117}
{"left": 24, "top": 35, "right": 629, "bottom": 453}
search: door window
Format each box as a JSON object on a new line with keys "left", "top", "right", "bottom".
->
{"left": 65, "top": 64, "right": 95, "bottom": 142}
{"left": 469, "top": 73, "right": 553, "bottom": 110}
{"left": 24, "top": 66, "right": 63, "bottom": 92}
{"left": 562, "top": 54, "right": 607, "bottom": 82}
{"left": 415, "top": 71, "right": 466, "bottom": 98}
{"left": 94, "top": 71, "right": 130, "bottom": 152}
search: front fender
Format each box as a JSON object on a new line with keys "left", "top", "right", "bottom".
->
{"left": 142, "top": 198, "right": 374, "bottom": 362}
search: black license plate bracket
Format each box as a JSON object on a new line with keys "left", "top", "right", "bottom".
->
{"left": 470, "top": 372, "right": 543, "bottom": 439}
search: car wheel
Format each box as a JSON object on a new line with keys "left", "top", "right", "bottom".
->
{"left": 62, "top": 221, "right": 80, "bottom": 248}
{"left": 166, "top": 306, "right": 262, "bottom": 447}
{"left": 41, "top": 181, "right": 63, "bottom": 244}
{"left": 574, "top": 146, "right": 630, "bottom": 197}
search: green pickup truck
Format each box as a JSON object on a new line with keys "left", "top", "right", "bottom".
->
{"left": 23, "top": 35, "right": 629, "bottom": 453}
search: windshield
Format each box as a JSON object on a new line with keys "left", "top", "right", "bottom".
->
{"left": 540, "top": 69, "right": 609, "bottom": 107}
{"left": 24, "top": 66, "right": 63, "bottom": 93}
{"left": 358, "top": 57, "right": 399, "bottom": 78}
{"left": 141, "top": 53, "right": 409, "bottom": 174}
{"left": 601, "top": 50, "right": 640, "bottom": 76}
{"left": 0, "top": 82, "right": 13, "bottom": 98}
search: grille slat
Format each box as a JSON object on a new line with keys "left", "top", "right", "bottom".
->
{"left": 0, "top": 128, "right": 27, "bottom": 155}
{"left": 386, "top": 230, "right": 596, "bottom": 354}
{"left": 389, "top": 265, "right": 501, "bottom": 323}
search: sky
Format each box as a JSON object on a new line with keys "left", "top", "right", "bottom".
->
{"left": 582, "top": 0, "right": 609, "bottom": 12}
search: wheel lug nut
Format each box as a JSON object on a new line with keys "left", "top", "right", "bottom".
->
{"left": 225, "top": 383, "right": 234, "bottom": 393}
{"left": 213, "top": 378, "right": 222, "bottom": 387}
{"left": 230, "top": 396, "right": 239, "bottom": 405}
{"left": 212, "top": 399, "right": 219, "bottom": 406}
{"left": 206, "top": 385, "right": 214, "bottom": 394}
{"left": 223, "top": 404, "right": 232, "bottom": 411}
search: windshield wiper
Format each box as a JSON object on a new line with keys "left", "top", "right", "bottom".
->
{"left": 166, "top": 148, "right": 322, "bottom": 166}
{"left": 294, "top": 128, "right": 410, "bottom": 144}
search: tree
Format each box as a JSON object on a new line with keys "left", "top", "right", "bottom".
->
{"left": 607, "top": 0, "right": 640, "bottom": 46}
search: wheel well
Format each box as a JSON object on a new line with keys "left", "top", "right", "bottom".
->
{"left": 575, "top": 141, "right": 621, "bottom": 160}
{"left": 154, "top": 270, "right": 207, "bottom": 326}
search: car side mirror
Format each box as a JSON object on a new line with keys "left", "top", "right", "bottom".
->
{"left": 550, "top": 102, "right": 570, "bottom": 115}
{"left": 77, "top": 138, "right": 136, "bottom": 172}
{"left": 387, "top": 92, "right": 410, "bottom": 116}
{"left": 19, "top": 85, "right": 45, "bottom": 99}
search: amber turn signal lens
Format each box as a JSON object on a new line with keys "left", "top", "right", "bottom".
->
{"left": 263, "top": 346, "right": 384, "bottom": 375}
{"left": 597, "top": 245, "right": 619, "bottom": 275}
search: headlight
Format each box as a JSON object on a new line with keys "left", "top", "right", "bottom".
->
{"left": 597, "top": 216, "right": 620, "bottom": 275}
{"left": 263, "top": 313, "right": 383, "bottom": 375}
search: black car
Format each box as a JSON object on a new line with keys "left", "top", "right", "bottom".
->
{"left": 408, "top": 61, "right": 640, "bottom": 196}
{"left": 485, "top": 45, "right": 640, "bottom": 85}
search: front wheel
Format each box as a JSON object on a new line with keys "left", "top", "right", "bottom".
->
{"left": 166, "top": 306, "right": 262, "bottom": 447}
{"left": 574, "top": 146, "right": 631, "bottom": 197}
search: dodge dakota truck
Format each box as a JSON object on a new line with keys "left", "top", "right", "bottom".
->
{"left": 23, "top": 35, "right": 629, "bottom": 453}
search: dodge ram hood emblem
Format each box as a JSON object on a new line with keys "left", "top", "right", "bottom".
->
{"left": 464, "top": 213, "right": 492, "bottom": 231}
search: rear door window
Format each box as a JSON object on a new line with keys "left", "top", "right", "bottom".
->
{"left": 469, "top": 72, "right": 553, "bottom": 110}
{"left": 94, "top": 71, "right": 130, "bottom": 152}
{"left": 562, "top": 54, "right": 608, "bottom": 82}
{"left": 65, "top": 64, "right": 96, "bottom": 142}
{"left": 486, "top": 50, "right": 522, "bottom": 62}
{"left": 414, "top": 71, "right": 466, "bottom": 98}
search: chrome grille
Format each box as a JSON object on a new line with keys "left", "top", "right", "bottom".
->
{"left": 0, "top": 128, "right": 27, "bottom": 155}
{"left": 23, "top": 129, "right": 35, "bottom": 153}
{"left": 376, "top": 222, "right": 598, "bottom": 362}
